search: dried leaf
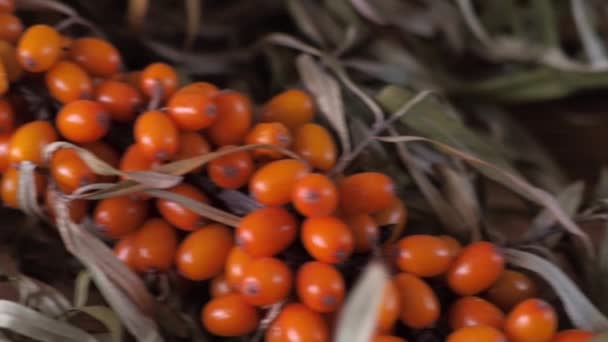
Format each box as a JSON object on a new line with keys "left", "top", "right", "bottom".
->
{"left": 17, "top": 0, "right": 78, "bottom": 16}
{"left": 127, "top": 0, "right": 149, "bottom": 32}
{"left": 17, "top": 275, "right": 71, "bottom": 318}
{"left": 296, "top": 54, "right": 351, "bottom": 153}
{"left": 594, "top": 167, "right": 608, "bottom": 200}
{"left": 17, "top": 161, "right": 46, "bottom": 220}
{"left": 349, "top": 0, "right": 387, "bottom": 25}
{"left": 590, "top": 333, "right": 608, "bottom": 342}
{"left": 438, "top": 165, "right": 481, "bottom": 238}
{"left": 73, "top": 271, "right": 92, "bottom": 308}
{"left": 334, "top": 261, "right": 388, "bottom": 342}
{"left": 287, "top": 0, "right": 326, "bottom": 46}
{"left": 0, "top": 300, "right": 97, "bottom": 342}
{"left": 184, "top": 0, "right": 202, "bottom": 49}
{"left": 77, "top": 306, "right": 123, "bottom": 342}
{"left": 505, "top": 249, "right": 608, "bottom": 331}
{"left": 264, "top": 33, "right": 321, "bottom": 56}
{"left": 571, "top": 0, "right": 608, "bottom": 67}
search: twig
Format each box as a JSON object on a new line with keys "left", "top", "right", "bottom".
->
{"left": 571, "top": 0, "right": 608, "bottom": 67}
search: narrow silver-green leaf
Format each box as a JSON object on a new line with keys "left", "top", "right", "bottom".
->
{"left": 78, "top": 306, "right": 123, "bottom": 342}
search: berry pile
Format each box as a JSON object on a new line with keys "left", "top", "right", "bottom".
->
{"left": 0, "top": 3, "right": 596, "bottom": 342}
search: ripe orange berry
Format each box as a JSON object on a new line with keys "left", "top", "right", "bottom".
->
{"left": 395, "top": 235, "right": 453, "bottom": 277}
{"left": 208, "top": 91, "right": 252, "bottom": 146}
{"left": 176, "top": 224, "right": 233, "bottom": 281}
{"left": 167, "top": 91, "right": 217, "bottom": 130}
{"left": 448, "top": 296, "right": 505, "bottom": 330}
{"left": 393, "top": 273, "right": 440, "bottom": 329}
{"left": 69, "top": 37, "right": 121, "bottom": 77}
{"left": 0, "top": 133, "right": 11, "bottom": 172}
{"left": 225, "top": 247, "right": 253, "bottom": 291}
{"left": 301, "top": 216, "right": 354, "bottom": 264}
{"left": 8, "top": 120, "right": 57, "bottom": 166}
{"left": 134, "top": 110, "right": 179, "bottom": 162}
{"left": 292, "top": 173, "right": 338, "bottom": 217}
{"left": 504, "top": 298, "right": 557, "bottom": 342}
{"left": 249, "top": 158, "right": 309, "bottom": 206}
{"left": 174, "top": 132, "right": 211, "bottom": 170}
{"left": 0, "top": 41, "right": 22, "bottom": 82}
{"left": 236, "top": 207, "right": 297, "bottom": 258}
{"left": 0, "top": 59, "right": 7, "bottom": 95}
{"left": 17, "top": 24, "right": 61, "bottom": 72}
{"left": 266, "top": 303, "right": 329, "bottom": 342}
{"left": 139, "top": 62, "right": 178, "bottom": 100}
{"left": 202, "top": 294, "right": 259, "bottom": 337}
{"left": 45, "top": 61, "right": 92, "bottom": 104}
{"left": 134, "top": 218, "right": 178, "bottom": 272}
{"left": 0, "top": 98, "right": 14, "bottom": 133}
{"left": 113, "top": 233, "right": 139, "bottom": 272}
{"left": 440, "top": 235, "right": 463, "bottom": 258}
{"left": 176, "top": 82, "right": 219, "bottom": 97}
{"left": 245, "top": 122, "right": 292, "bottom": 160}
{"left": 447, "top": 326, "right": 506, "bottom": 342}
{"left": 56, "top": 100, "right": 110, "bottom": 143}
{"left": 339, "top": 172, "right": 396, "bottom": 215}
{"left": 1, "top": 166, "right": 45, "bottom": 208}
{"left": 156, "top": 183, "right": 210, "bottom": 231}
{"left": 45, "top": 188, "right": 88, "bottom": 223}
{"left": 293, "top": 123, "right": 337, "bottom": 171}
{"left": 50, "top": 148, "right": 96, "bottom": 194}
{"left": 0, "top": 13, "right": 22, "bottom": 43}
{"left": 0, "top": 0, "right": 14, "bottom": 13}
{"left": 261, "top": 89, "right": 314, "bottom": 130}
{"left": 373, "top": 337, "right": 408, "bottom": 342}
{"left": 241, "top": 257, "right": 292, "bottom": 306}
{"left": 486, "top": 270, "right": 538, "bottom": 311}
{"left": 210, "top": 274, "right": 233, "bottom": 298}
{"left": 208, "top": 146, "right": 254, "bottom": 189}
{"left": 376, "top": 281, "right": 400, "bottom": 333}
{"left": 93, "top": 196, "right": 148, "bottom": 239}
{"left": 551, "top": 330, "right": 594, "bottom": 342}
{"left": 119, "top": 143, "right": 158, "bottom": 173}
{"left": 447, "top": 241, "right": 505, "bottom": 295}
{"left": 296, "top": 261, "right": 345, "bottom": 312}
{"left": 94, "top": 80, "right": 143, "bottom": 122}
{"left": 374, "top": 198, "right": 408, "bottom": 227}
{"left": 344, "top": 214, "right": 379, "bottom": 253}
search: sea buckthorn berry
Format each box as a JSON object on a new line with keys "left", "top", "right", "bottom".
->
{"left": 505, "top": 298, "right": 557, "bottom": 342}
{"left": 94, "top": 196, "right": 148, "bottom": 239}
{"left": 175, "top": 132, "right": 211, "bottom": 172}
{"left": 225, "top": 247, "right": 253, "bottom": 291}
{"left": 134, "top": 218, "right": 178, "bottom": 272}
{"left": 208, "top": 146, "right": 254, "bottom": 189}
{"left": 0, "top": 60, "right": 7, "bottom": 95}
{"left": 301, "top": 216, "right": 354, "bottom": 264}
{"left": 56, "top": 100, "right": 110, "bottom": 143}
{"left": 0, "top": 133, "right": 11, "bottom": 172}
{"left": 45, "top": 61, "right": 92, "bottom": 104}
{"left": 339, "top": 172, "right": 397, "bottom": 215}
{"left": 261, "top": 89, "right": 314, "bottom": 130}
{"left": 292, "top": 173, "right": 338, "bottom": 218}
{"left": 210, "top": 274, "right": 233, "bottom": 298}
{"left": 167, "top": 91, "right": 217, "bottom": 130}
{"left": 69, "top": 37, "right": 121, "bottom": 77}
{"left": 266, "top": 303, "right": 329, "bottom": 342}
{"left": 45, "top": 187, "right": 88, "bottom": 223}
{"left": 202, "top": 294, "right": 259, "bottom": 337}
{"left": 396, "top": 235, "right": 453, "bottom": 277}
{"left": 17, "top": 25, "right": 61, "bottom": 72}
{"left": 0, "top": 0, "right": 14, "bottom": 13}
{"left": 293, "top": 123, "right": 337, "bottom": 171}
{"left": 376, "top": 281, "right": 400, "bottom": 333}
{"left": 393, "top": 273, "right": 440, "bottom": 329}
{"left": 344, "top": 214, "right": 379, "bottom": 253}
{"left": 296, "top": 261, "right": 345, "bottom": 313}
{"left": 0, "top": 41, "right": 22, "bottom": 81}
{"left": 448, "top": 296, "right": 505, "bottom": 330}
{"left": 440, "top": 235, "right": 463, "bottom": 258}
{"left": 134, "top": 110, "right": 179, "bottom": 162}
{"left": 245, "top": 122, "right": 292, "bottom": 160}
{"left": 551, "top": 330, "right": 594, "bottom": 342}
{"left": 486, "top": 270, "right": 538, "bottom": 311}
{"left": 447, "top": 326, "right": 507, "bottom": 342}
{"left": 1, "top": 166, "right": 45, "bottom": 208}
{"left": 0, "top": 13, "right": 22, "bottom": 43}
{"left": 50, "top": 148, "right": 96, "bottom": 194}
{"left": 176, "top": 82, "right": 219, "bottom": 97}
{"left": 249, "top": 158, "right": 309, "bottom": 206}
{"left": 374, "top": 198, "right": 408, "bottom": 228}
{"left": 114, "top": 233, "right": 139, "bottom": 272}
{"left": 94, "top": 80, "right": 143, "bottom": 122}
{"left": 156, "top": 183, "right": 210, "bottom": 231}
{"left": 119, "top": 144, "right": 158, "bottom": 173}
{"left": 83, "top": 141, "right": 120, "bottom": 182}
{"left": 176, "top": 224, "right": 233, "bottom": 281}
{"left": 9, "top": 120, "right": 57, "bottom": 166}
{"left": 139, "top": 62, "right": 178, "bottom": 100}
{"left": 241, "top": 257, "right": 292, "bottom": 306}
{"left": 373, "top": 337, "right": 408, "bottom": 342}
{"left": 0, "top": 98, "right": 14, "bottom": 133}
{"left": 208, "top": 91, "right": 252, "bottom": 146}
{"left": 236, "top": 207, "right": 297, "bottom": 257}
{"left": 447, "top": 241, "right": 505, "bottom": 295}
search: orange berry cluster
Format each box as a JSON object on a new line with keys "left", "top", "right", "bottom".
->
{"left": 0, "top": 5, "right": 594, "bottom": 342}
